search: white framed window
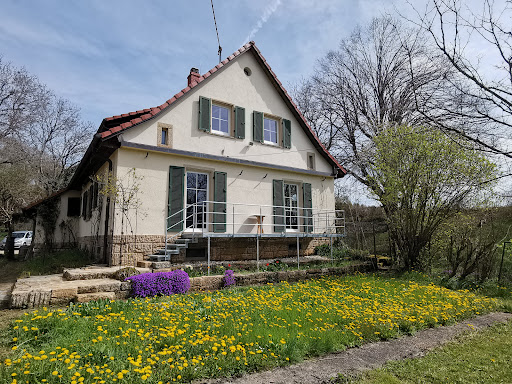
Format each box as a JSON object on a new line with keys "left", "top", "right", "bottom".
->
{"left": 264, "top": 116, "right": 278, "bottom": 145}
{"left": 186, "top": 172, "right": 209, "bottom": 229}
{"left": 284, "top": 183, "right": 299, "bottom": 231}
{"left": 212, "top": 104, "right": 230, "bottom": 136}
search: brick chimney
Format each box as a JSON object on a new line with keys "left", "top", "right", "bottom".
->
{"left": 187, "top": 68, "right": 201, "bottom": 87}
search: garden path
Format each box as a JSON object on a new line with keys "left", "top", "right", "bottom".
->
{"left": 200, "top": 312, "right": 512, "bottom": 384}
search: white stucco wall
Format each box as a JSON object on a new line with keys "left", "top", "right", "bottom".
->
{"left": 33, "top": 190, "right": 81, "bottom": 247}
{"left": 120, "top": 51, "right": 334, "bottom": 175}
{"left": 113, "top": 147, "right": 335, "bottom": 236}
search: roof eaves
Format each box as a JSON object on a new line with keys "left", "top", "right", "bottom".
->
{"left": 96, "top": 41, "right": 345, "bottom": 177}
{"left": 99, "top": 42, "right": 254, "bottom": 140}
{"left": 249, "top": 44, "right": 347, "bottom": 176}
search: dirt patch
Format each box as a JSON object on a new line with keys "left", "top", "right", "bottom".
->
{"left": 198, "top": 312, "right": 512, "bottom": 384}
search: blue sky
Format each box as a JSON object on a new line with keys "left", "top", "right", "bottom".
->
{"left": 3, "top": 0, "right": 506, "bottom": 203}
{"left": 0, "top": 0, "right": 410, "bottom": 126}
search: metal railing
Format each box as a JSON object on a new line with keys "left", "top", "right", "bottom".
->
{"left": 163, "top": 201, "right": 345, "bottom": 265}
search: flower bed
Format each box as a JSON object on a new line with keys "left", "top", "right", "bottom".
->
{"left": 0, "top": 275, "right": 498, "bottom": 383}
{"left": 126, "top": 270, "right": 190, "bottom": 297}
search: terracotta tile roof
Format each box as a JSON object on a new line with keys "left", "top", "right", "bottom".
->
{"left": 98, "top": 41, "right": 346, "bottom": 176}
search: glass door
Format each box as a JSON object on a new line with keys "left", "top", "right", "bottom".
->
{"left": 284, "top": 183, "right": 299, "bottom": 231}
{"left": 186, "top": 172, "right": 208, "bottom": 229}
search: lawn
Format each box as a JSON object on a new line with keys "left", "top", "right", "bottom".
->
{"left": 0, "top": 274, "right": 499, "bottom": 383}
{"left": 345, "top": 320, "right": 512, "bottom": 384}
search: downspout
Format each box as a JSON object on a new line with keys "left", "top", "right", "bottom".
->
{"left": 103, "top": 159, "right": 113, "bottom": 265}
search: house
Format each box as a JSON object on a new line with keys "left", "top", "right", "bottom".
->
{"left": 26, "top": 42, "right": 346, "bottom": 267}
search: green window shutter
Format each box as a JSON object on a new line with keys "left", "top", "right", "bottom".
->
{"left": 168, "top": 166, "right": 185, "bottom": 231}
{"left": 282, "top": 119, "right": 291, "bottom": 149}
{"left": 87, "top": 185, "right": 93, "bottom": 218}
{"left": 302, "top": 183, "right": 313, "bottom": 233}
{"left": 198, "top": 96, "right": 211, "bottom": 132}
{"left": 234, "top": 106, "right": 245, "bottom": 139}
{"left": 273, "top": 179, "right": 285, "bottom": 232}
{"left": 253, "top": 111, "right": 263, "bottom": 143}
{"left": 81, "top": 192, "right": 87, "bottom": 219}
{"left": 213, "top": 171, "right": 227, "bottom": 233}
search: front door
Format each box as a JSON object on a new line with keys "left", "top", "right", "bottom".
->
{"left": 186, "top": 172, "right": 208, "bottom": 229}
{"left": 284, "top": 183, "right": 299, "bottom": 231}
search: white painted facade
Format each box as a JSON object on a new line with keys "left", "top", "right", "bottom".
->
{"left": 31, "top": 44, "right": 343, "bottom": 264}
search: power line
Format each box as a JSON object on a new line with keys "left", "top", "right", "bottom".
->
{"left": 210, "top": 0, "right": 222, "bottom": 63}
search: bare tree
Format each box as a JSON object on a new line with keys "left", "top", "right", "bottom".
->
{"left": 0, "top": 56, "right": 94, "bottom": 252}
{"left": 25, "top": 94, "right": 93, "bottom": 194}
{"left": 294, "top": 17, "right": 454, "bottom": 187}
{"left": 0, "top": 57, "right": 41, "bottom": 149}
{"left": 293, "top": 17, "right": 500, "bottom": 269}
{"left": 405, "top": 0, "right": 512, "bottom": 157}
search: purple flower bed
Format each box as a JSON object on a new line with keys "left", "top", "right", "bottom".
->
{"left": 223, "top": 269, "right": 236, "bottom": 288}
{"left": 126, "top": 270, "right": 190, "bottom": 298}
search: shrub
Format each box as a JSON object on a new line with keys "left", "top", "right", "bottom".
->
{"left": 263, "top": 260, "right": 287, "bottom": 271}
{"left": 223, "top": 269, "right": 235, "bottom": 288}
{"left": 315, "top": 243, "right": 350, "bottom": 259}
{"left": 126, "top": 270, "right": 190, "bottom": 297}
{"left": 113, "top": 267, "right": 140, "bottom": 281}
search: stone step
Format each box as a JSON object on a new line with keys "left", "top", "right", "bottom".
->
{"left": 164, "top": 243, "right": 188, "bottom": 249}
{"left": 155, "top": 249, "right": 180, "bottom": 255}
{"left": 10, "top": 276, "right": 134, "bottom": 308}
{"left": 75, "top": 292, "right": 117, "bottom": 303}
{"left": 175, "top": 238, "right": 193, "bottom": 244}
{"left": 137, "top": 260, "right": 153, "bottom": 268}
{"left": 180, "top": 233, "right": 203, "bottom": 240}
{"left": 63, "top": 266, "right": 151, "bottom": 281}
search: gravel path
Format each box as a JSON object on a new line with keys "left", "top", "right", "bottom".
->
{"left": 197, "top": 312, "right": 512, "bottom": 384}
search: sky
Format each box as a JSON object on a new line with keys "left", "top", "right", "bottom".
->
{"left": 1, "top": 0, "right": 508, "bottom": 204}
{"left": 0, "top": 0, "right": 416, "bottom": 125}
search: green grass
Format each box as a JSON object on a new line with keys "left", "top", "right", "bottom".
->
{"left": 9, "top": 249, "right": 94, "bottom": 277}
{"left": 344, "top": 320, "right": 512, "bottom": 384}
{"left": 393, "top": 271, "right": 512, "bottom": 313}
{"left": 0, "top": 274, "right": 498, "bottom": 383}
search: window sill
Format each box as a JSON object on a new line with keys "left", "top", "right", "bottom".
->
{"left": 211, "top": 130, "right": 231, "bottom": 137}
{"left": 262, "top": 140, "right": 280, "bottom": 147}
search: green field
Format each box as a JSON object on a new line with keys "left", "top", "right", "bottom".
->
{"left": 0, "top": 274, "right": 499, "bottom": 383}
{"left": 346, "top": 320, "right": 512, "bottom": 384}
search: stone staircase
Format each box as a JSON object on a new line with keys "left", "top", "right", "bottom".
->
{"left": 10, "top": 266, "right": 150, "bottom": 309}
{"left": 138, "top": 234, "right": 200, "bottom": 269}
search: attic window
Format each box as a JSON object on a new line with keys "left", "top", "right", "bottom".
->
{"left": 244, "top": 67, "right": 252, "bottom": 76}
{"left": 158, "top": 123, "right": 173, "bottom": 148}
{"left": 307, "top": 153, "right": 315, "bottom": 170}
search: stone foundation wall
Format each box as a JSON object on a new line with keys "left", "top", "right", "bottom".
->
{"left": 78, "top": 234, "right": 334, "bottom": 266}
{"left": 204, "top": 236, "right": 331, "bottom": 261}
{"left": 110, "top": 235, "right": 166, "bottom": 266}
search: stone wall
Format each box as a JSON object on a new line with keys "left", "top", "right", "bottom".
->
{"left": 78, "top": 234, "right": 333, "bottom": 266}
{"left": 109, "top": 235, "right": 166, "bottom": 266}
{"left": 190, "top": 237, "right": 331, "bottom": 262}
{"left": 188, "top": 262, "right": 372, "bottom": 292}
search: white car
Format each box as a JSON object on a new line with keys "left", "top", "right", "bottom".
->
{"left": 0, "top": 231, "right": 33, "bottom": 250}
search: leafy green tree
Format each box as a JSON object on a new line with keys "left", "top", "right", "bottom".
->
{"left": 367, "top": 125, "right": 497, "bottom": 270}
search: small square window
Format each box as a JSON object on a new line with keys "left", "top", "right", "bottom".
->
{"left": 212, "top": 104, "right": 230, "bottom": 136}
{"left": 264, "top": 117, "right": 278, "bottom": 145}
